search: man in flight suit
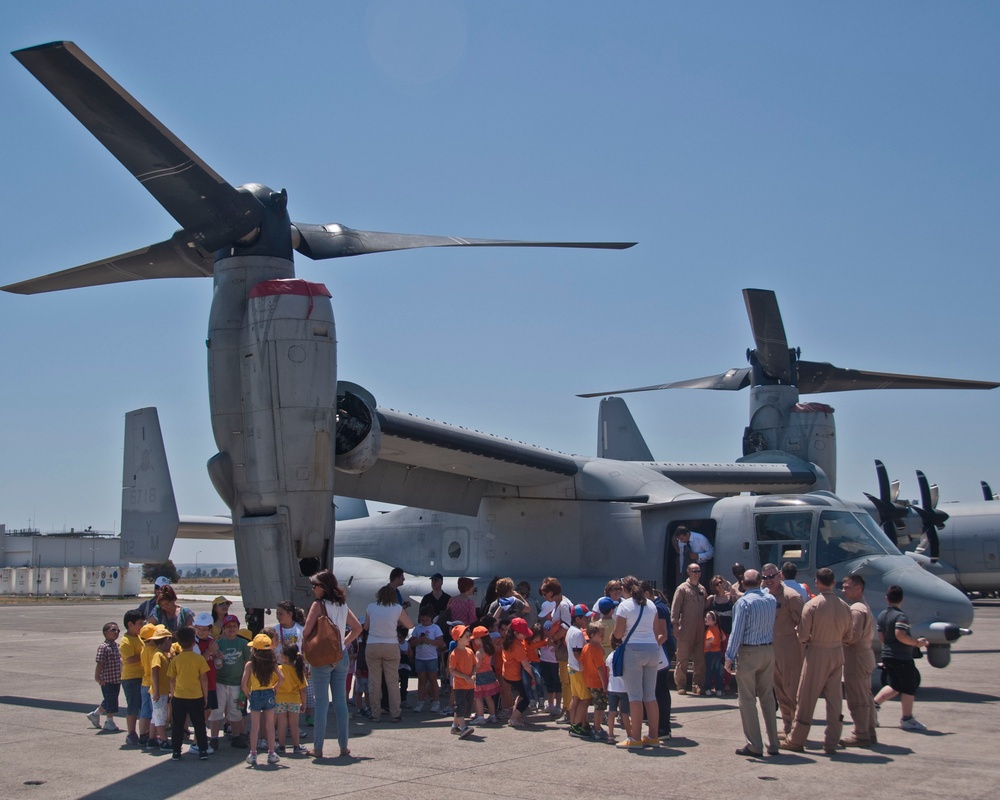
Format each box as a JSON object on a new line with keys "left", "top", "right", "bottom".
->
{"left": 671, "top": 562, "right": 707, "bottom": 695}
{"left": 839, "top": 573, "right": 877, "bottom": 747}
{"left": 761, "top": 563, "right": 804, "bottom": 736}
{"left": 780, "top": 568, "right": 853, "bottom": 753}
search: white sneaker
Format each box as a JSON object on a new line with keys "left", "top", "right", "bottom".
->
{"left": 900, "top": 717, "right": 927, "bottom": 732}
{"left": 413, "top": 701, "right": 425, "bottom": 713}
{"left": 86, "top": 711, "right": 101, "bottom": 729}
{"left": 102, "top": 720, "right": 119, "bottom": 732}
{"left": 469, "top": 715, "right": 487, "bottom": 725}
{"left": 267, "top": 752, "right": 280, "bottom": 764}
{"left": 429, "top": 701, "right": 441, "bottom": 714}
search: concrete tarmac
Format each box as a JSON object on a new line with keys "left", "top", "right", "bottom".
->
{"left": 2, "top": 598, "right": 998, "bottom": 800}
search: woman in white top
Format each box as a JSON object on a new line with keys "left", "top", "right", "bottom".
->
{"left": 364, "top": 584, "right": 414, "bottom": 722}
{"left": 612, "top": 575, "right": 667, "bottom": 748}
{"left": 302, "top": 570, "right": 361, "bottom": 759}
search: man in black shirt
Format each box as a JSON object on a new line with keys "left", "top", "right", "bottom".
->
{"left": 874, "top": 584, "right": 930, "bottom": 731}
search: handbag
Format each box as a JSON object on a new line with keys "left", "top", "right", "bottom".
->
{"left": 303, "top": 599, "right": 343, "bottom": 667}
{"left": 611, "top": 602, "right": 645, "bottom": 678}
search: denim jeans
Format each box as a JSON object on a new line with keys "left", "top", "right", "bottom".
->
{"left": 310, "top": 657, "right": 349, "bottom": 754}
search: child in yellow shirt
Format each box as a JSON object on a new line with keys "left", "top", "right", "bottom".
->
{"left": 275, "top": 644, "right": 308, "bottom": 754}
{"left": 167, "top": 627, "right": 210, "bottom": 761}
{"left": 147, "top": 626, "right": 173, "bottom": 750}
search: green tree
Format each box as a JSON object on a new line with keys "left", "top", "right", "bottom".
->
{"left": 210, "top": 568, "right": 219, "bottom": 578}
{"left": 142, "top": 560, "right": 180, "bottom": 583}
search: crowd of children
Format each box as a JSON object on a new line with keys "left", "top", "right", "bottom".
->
{"left": 89, "top": 573, "right": 741, "bottom": 763}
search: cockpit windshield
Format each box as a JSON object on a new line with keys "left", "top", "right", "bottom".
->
{"left": 815, "top": 510, "right": 899, "bottom": 567}
{"left": 754, "top": 508, "right": 901, "bottom": 571}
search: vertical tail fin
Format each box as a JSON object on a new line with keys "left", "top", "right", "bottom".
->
{"left": 597, "top": 397, "right": 654, "bottom": 461}
{"left": 119, "top": 407, "right": 180, "bottom": 563}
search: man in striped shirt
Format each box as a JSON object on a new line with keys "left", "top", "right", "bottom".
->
{"left": 725, "top": 569, "right": 779, "bottom": 758}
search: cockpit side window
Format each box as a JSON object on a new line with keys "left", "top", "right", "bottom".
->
{"left": 815, "top": 510, "right": 896, "bottom": 568}
{"left": 754, "top": 511, "right": 812, "bottom": 571}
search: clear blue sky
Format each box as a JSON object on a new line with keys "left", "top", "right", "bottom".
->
{"left": 1, "top": 2, "right": 997, "bottom": 564}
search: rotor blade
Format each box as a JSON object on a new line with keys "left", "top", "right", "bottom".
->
{"left": 13, "top": 42, "right": 261, "bottom": 250}
{"left": 576, "top": 368, "right": 751, "bottom": 398}
{"left": 874, "top": 460, "right": 892, "bottom": 505}
{"left": 293, "top": 223, "right": 636, "bottom": 261}
{"left": 742, "top": 288, "right": 791, "bottom": 382}
{"left": 796, "top": 361, "right": 999, "bottom": 393}
{"left": 1, "top": 231, "right": 213, "bottom": 294}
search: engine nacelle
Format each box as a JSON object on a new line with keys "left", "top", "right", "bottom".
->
{"left": 335, "top": 382, "right": 382, "bottom": 474}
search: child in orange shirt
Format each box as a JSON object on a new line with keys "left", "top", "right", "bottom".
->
{"left": 703, "top": 610, "right": 724, "bottom": 696}
{"left": 448, "top": 626, "right": 477, "bottom": 739}
{"left": 580, "top": 622, "right": 608, "bottom": 740}
{"left": 502, "top": 617, "right": 536, "bottom": 728}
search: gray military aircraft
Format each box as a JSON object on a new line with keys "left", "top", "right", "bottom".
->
{"left": 6, "top": 43, "right": 980, "bottom": 669}
{"left": 2, "top": 41, "right": 633, "bottom": 609}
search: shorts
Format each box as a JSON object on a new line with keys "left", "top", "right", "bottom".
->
{"left": 589, "top": 687, "right": 608, "bottom": 711}
{"left": 248, "top": 688, "right": 276, "bottom": 712}
{"left": 100, "top": 682, "right": 120, "bottom": 715}
{"left": 210, "top": 683, "right": 244, "bottom": 723}
{"left": 150, "top": 695, "right": 168, "bottom": 727}
{"left": 415, "top": 657, "right": 439, "bottom": 674}
{"left": 122, "top": 678, "right": 141, "bottom": 717}
{"left": 608, "top": 690, "right": 629, "bottom": 713}
{"left": 275, "top": 701, "right": 301, "bottom": 714}
{"left": 882, "top": 657, "right": 921, "bottom": 696}
{"left": 452, "top": 688, "right": 474, "bottom": 718}
{"left": 475, "top": 669, "right": 500, "bottom": 698}
{"left": 139, "top": 685, "right": 152, "bottom": 720}
{"left": 204, "top": 689, "right": 218, "bottom": 711}
{"left": 354, "top": 676, "right": 369, "bottom": 695}
{"left": 569, "top": 669, "right": 589, "bottom": 702}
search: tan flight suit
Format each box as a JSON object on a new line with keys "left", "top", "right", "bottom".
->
{"left": 785, "top": 589, "right": 852, "bottom": 750}
{"left": 843, "top": 599, "right": 877, "bottom": 743}
{"left": 771, "top": 582, "right": 804, "bottom": 735}
{"left": 671, "top": 580, "right": 707, "bottom": 692}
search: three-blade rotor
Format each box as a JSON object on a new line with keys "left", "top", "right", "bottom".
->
{"left": 578, "top": 288, "right": 998, "bottom": 398}
{"left": 3, "top": 41, "right": 635, "bottom": 296}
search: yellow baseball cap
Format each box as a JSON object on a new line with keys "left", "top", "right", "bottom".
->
{"left": 250, "top": 633, "right": 273, "bottom": 650}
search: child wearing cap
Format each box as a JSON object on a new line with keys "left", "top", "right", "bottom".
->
{"left": 87, "top": 621, "right": 123, "bottom": 733}
{"left": 212, "top": 614, "right": 249, "bottom": 748}
{"left": 210, "top": 596, "right": 233, "bottom": 639}
{"left": 469, "top": 625, "right": 499, "bottom": 724}
{"left": 447, "top": 625, "right": 476, "bottom": 738}
{"left": 596, "top": 597, "right": 618, "bottom": 657}
{"left": 119, "top": 610, "right": 146, "bottom": 745}
{"left": 191, "top": 612, "right": 222, "bottom": 751}
{"left": 167, "top": 627, "right": 211, "bottom": 761}
{"left": 565, "top": 604, "right": 591, "bottom": 737}
{"left": 148, "top": 625, "right": 174, "bottom": 750}
{"left": 501, "top": 617, "right": 536, "bottom": 728}
{"left": 241, "top": 633, "right": 284, "bottom": 767}
{"left": 138, "top": 623, "right": 157, "bottom": 747}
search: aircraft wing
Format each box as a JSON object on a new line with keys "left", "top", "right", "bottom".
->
{"left": 334, "top": 408, "right": 582, "bottom": 515}
{"left": 334, "top": 407, "right": 823, "bottom": 515}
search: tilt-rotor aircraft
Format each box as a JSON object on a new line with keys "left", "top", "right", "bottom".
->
{"left": 1, "top": 41, "right": 635, "bottom": 609}
{"left": 7, "top": 44, "right": 980, "bottom": 669}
